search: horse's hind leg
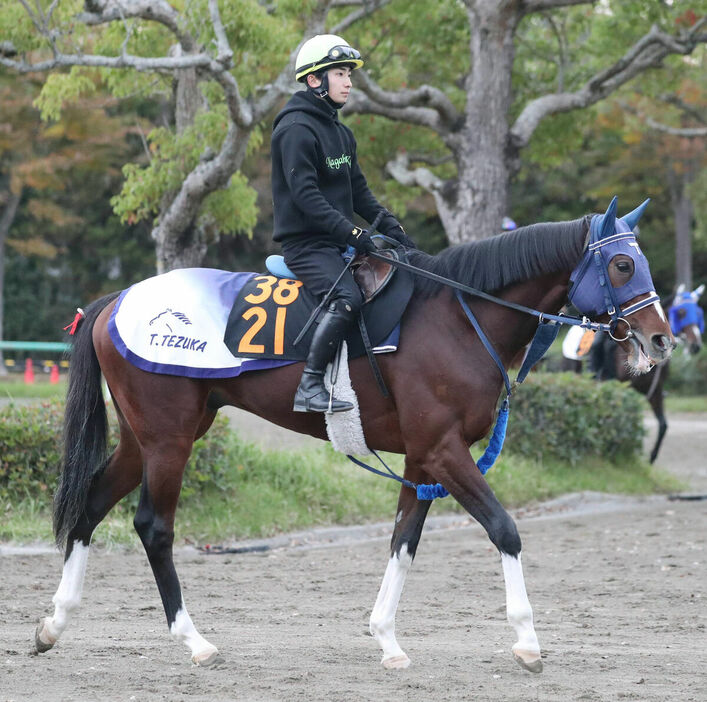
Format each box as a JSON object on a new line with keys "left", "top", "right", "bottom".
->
{"left": 36, "top": 414, "right": 142, "bottom": 653}
{"left": 369, "top": 461, "right": 432, "bottom": 669}
{"left": 133, "top": 435, "right": 220, "bottom": 667}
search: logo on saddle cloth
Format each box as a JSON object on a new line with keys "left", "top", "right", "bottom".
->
{"left": 224, "top": 265, "right": 414, "bottom": 361}
{"left": 148, "top": 308, "right": 207, "bottom": 353}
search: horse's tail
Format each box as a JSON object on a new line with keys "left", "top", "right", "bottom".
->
{"left": 54, "top": 291, "right": 121, "bottom": 549}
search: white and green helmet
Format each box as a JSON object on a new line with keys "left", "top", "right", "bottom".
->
{"left": 295, "top": 34, "right": 364, "bottom": 82}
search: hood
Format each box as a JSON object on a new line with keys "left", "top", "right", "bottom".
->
{"left": 273, "top": 90, "right": 338, "bottom": 130}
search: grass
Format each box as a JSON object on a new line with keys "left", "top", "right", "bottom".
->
{"left": 0, "top": 433, "right": 683, "bottom": 548}
{"left": 0, "top": 376, "right": 66, "bottom": 400}
{"left": 664, "top": 395, "right": 707, "bottom": 413}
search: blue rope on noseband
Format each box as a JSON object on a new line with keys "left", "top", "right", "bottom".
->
{"left": 346, "top": 397, "right": 510, "bottom": 500}
{"left": 477, "top": 398, "right": 509, "bottom": 475}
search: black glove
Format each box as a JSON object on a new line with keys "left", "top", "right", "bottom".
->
{"left": 384, "top": 223, "right": 417, "bottom": 249}
{"left": 347, "top": 226, "right": 377, "bottom": 254}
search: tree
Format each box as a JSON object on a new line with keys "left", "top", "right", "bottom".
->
{"left": 343, "top": 1, "right": 707, "bottom": 243}
{"left": 0, "top": 70, "right": 154, "bottom": 347}
{"left": 2, "top": 0, "right": 704, "bottom": 265}
{"left": 0, "top": 0, "right": 391, "bottom": 271}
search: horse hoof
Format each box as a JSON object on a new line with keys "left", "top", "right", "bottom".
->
{"left": 512, "top": 648, "right": 543, "bottom": 673}
{"left": 34, "top": 620, "right": 56, "bottom": 654}
{"left": 192, "top": 649, "right": 223, "bottom": 667}
{"left": 382, "top": 654, "right": 410, "bottom": 670}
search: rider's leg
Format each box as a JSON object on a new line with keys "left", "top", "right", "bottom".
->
{"left": 283, "top": 242, "right": 363, "bottom": 413}
{"left": 294, "top": 298, "right": 356, "bottom": 412}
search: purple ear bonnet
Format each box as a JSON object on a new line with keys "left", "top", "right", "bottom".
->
{"left": 569, "top": 197, "right": 657, "bottom": 318}
{"left": 669, "top": 290, "right": 705, "bottom": 335}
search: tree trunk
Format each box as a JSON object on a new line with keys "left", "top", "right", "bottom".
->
{"left": 673, "top": 184, "right": 693, "bottom": 289}
{"left": 667, "top": 162, "right": 695, "bottom": 289}
{"left": 153, "top": 64, "right": 211, "bottom": 273}
{"left": 0, "top": 187, "right": 22, "bottom": 376}
{"left": 455, "top": 1, "right": 519, "bottom": 243}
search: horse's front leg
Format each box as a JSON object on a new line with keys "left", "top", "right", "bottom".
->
{"left": 369, "top": 460, "right": 432, "bottom": 669}
{"left": 429, "top": 434, "right": 542, "bottom": 673}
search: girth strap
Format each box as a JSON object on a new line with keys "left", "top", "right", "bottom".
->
{"left": 357, "top": 312, "right": 389, "bottom": 398}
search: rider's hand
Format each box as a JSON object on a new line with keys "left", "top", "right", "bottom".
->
{"left": 384, "top": 223, "right": 417, "bottom": 249}
{"left": 347, "top": 226, "right": 377, "bottom": 254}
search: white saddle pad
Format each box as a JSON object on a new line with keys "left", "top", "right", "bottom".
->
{"left": 108, "top": 268, "right": 292, "bottom": 378}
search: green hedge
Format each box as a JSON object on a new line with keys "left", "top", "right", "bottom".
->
{"left": 505, "top": 372, "right": 645, "bottom": 465}
{"left": 1, "top": 373, "right": 646, "bottom": 503}
{"left": 0, "top": 400, "right": 231, "bottom": 501}
{"left": 664, "top": 346, "right": 707, "bottom": 396}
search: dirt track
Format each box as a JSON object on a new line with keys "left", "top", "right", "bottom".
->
{"left": 1, "top": 414, "right": 705, "bottom": 702}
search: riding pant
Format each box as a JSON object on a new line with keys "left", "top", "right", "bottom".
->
{"left": 282, "top": 240, "right": 363, "bottom": 315}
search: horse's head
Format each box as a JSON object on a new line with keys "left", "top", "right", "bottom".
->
{"left": 669, "top": 284, "right": 704, "bottom": 355}
{"left": 568, "top": 197, "right": 675, "bottom": 374}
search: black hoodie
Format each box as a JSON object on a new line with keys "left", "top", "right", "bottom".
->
{"left": 271, "top": 90, "right": 397, "bottom": 248}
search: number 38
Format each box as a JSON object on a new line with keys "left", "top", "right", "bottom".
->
{"left": 238, "top": 276, "right": 303, "bottom": 355}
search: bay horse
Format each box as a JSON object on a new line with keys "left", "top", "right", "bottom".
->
{"left": 35, "top": 200, "right": 674, "bottom": 674}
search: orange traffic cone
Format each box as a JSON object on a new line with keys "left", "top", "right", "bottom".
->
{"left": 50, "top": 363, "right": 60, "bottom": 384}
{"left": 24, "top": 358, "right": 35, "bottom": 384}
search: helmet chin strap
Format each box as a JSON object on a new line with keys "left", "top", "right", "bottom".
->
{"left": 307, "top": 73, "right": 345, "bottom": 110}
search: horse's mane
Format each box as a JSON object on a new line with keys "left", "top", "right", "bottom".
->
{"left": 406, "top": 216, "right": 591, "bottom": 297}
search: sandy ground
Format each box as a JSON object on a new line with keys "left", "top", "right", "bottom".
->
{"left": 1, "top": 413, "right": 705, "bottom": 702}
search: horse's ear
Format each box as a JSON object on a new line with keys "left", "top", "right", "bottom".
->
{"left": 676, "top": 283, "right": 686, "bottom": 295}
{"left": 694, "top": 284, "right": 705, "bottom": 300}
{"left": 621, "top": 199, "right": 650, "bottom": 231}
{"left": 598, "top": 196, "right": 618, "bottom": 239}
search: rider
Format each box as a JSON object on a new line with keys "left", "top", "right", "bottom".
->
{"left": 271, "top": 34, "right": 415, "bottom": 413}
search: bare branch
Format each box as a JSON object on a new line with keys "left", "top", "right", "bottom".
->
{"left": 348, "top": 70, "right": 461, "bottom": 131}
{"left": 208, "top": 0, "right": 234, "bottom": 68}
{"left": 523, "top": 0, "right": 594, "bottom": 12}
{"left": 405, "top": 152, "right": 453, "bottom": 167}
{"left": 658, "top": 93, "right": 707, "bottom": 126}
{"left": 344, "top": 91, "right": 450, "bottom": 135}
{"left": 332, "top": 0, "right": 392, "bottom": 34}
{"left": 510, "top": 20, "right": 707, "bottom": 149}
{"left": 385, "top": 151, "right": 445, "bottom": 191}
{"left": 619, "top": 100, "right": 707, "bottom": 137}
{"left": 77, "top": 0, "right": 198, "bottom": 52}
{"left": 0, "top": 51, "right": 214, "bottom": 73}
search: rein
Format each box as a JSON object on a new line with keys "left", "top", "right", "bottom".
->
{"left": 369, "top": 250, "right": 616, "bottom": 336}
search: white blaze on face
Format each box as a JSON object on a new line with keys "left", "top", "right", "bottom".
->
{"left": 653, "top": 301, "right": 667, "bottom": 324}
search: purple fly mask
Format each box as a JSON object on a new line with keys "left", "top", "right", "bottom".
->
{"left": 568, "top": 197, "right": 660, "bottom": 329}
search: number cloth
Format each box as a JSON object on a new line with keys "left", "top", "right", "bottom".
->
{"left": 108, "top": 267, "right": 411, "bottom": 378}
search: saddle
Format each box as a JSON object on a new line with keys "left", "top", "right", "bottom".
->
{"left": 351, "top": 249, "right": 399, "bottom": 302}
{"left": 264, "top": 248, "right": 399, "bottom": 303}
{"left": 223, "top": 249, "right": 413, "bottom": 362}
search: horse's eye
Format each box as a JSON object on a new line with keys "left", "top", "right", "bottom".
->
{"left": 616, "top": 261, "right": 631, "bottom": 273}
{"left": 677, "top": 308, "right": 687, "bottom": 319}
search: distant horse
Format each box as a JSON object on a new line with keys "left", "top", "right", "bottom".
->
{"left": 35, "top": 200, "right": 673, "bottom": 674}
{"left": 564, "top": 284, "right": 703, "bottom": 462}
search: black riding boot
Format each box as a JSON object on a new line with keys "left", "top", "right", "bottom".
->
{"left": 293, "top": 301, "right": 355, "bottom": 413}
